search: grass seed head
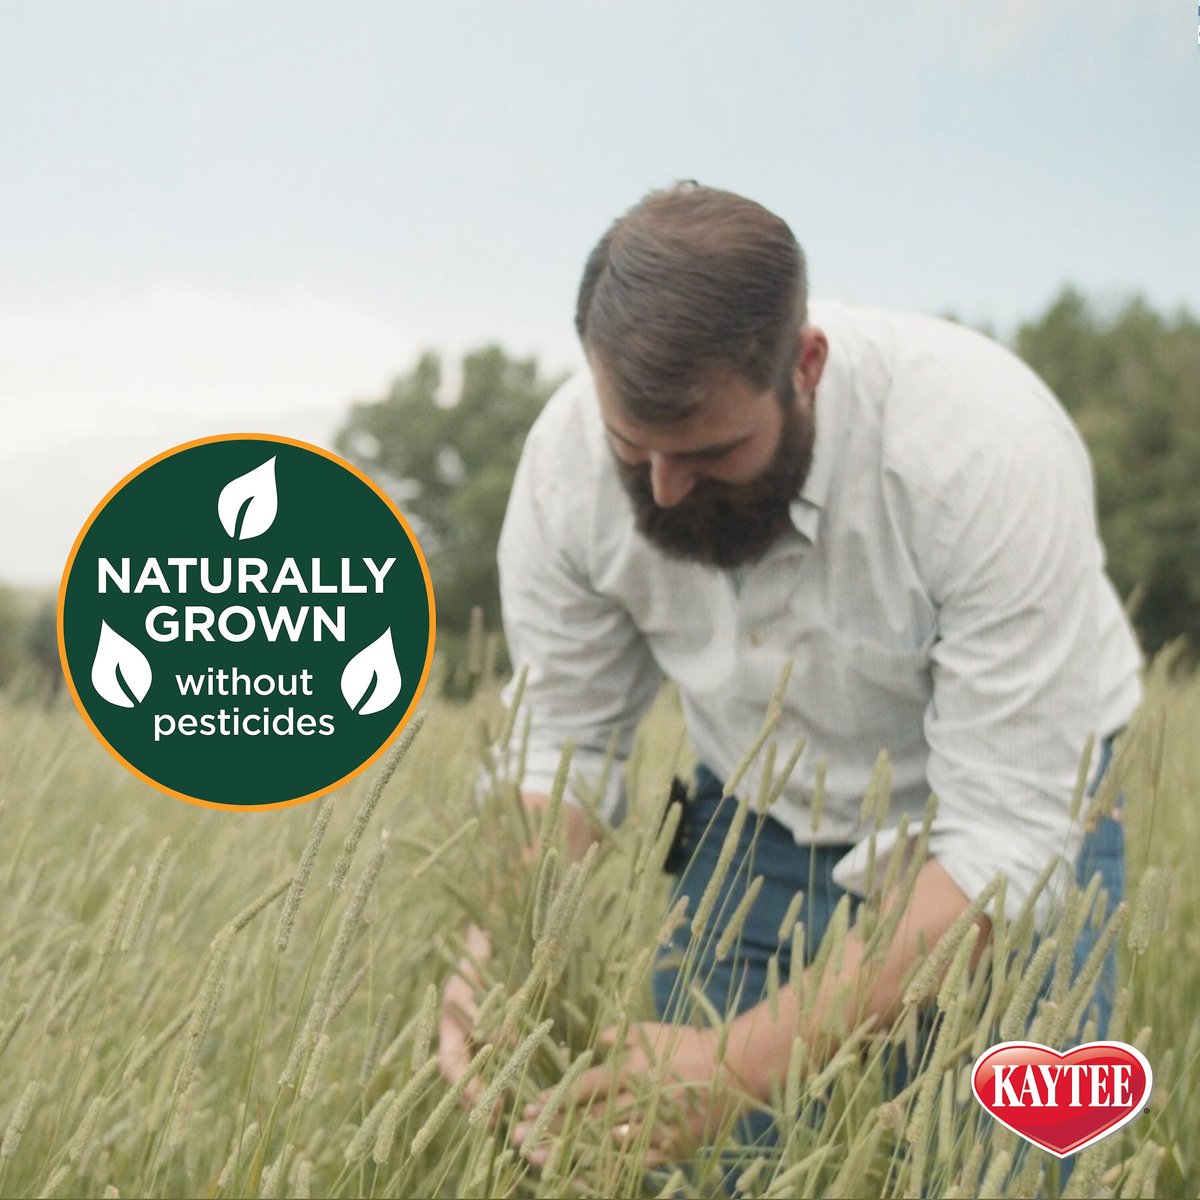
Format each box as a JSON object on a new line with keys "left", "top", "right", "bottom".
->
{"left": 0, "top": 1002, "right": 28, "bottom": 1062}
{"left": 2, "top": 1078, "right": 41, "bottom": 1158}
{"left": 37, "top": 1163, "right": 70, "bottom": 1199}
{"left": 409, "top": 1043, "right": 494, "bottom": 1158}
{"left": 468, "top": 1017, "right": 554, "bottom": 1126}
{"left": 1000, "top": 935, "right": 1058, "bottom": 1042}
{"left": 411, "top": 982, "right": 439, "bottom": 1069}
{"left": 292, "top": 1157, "right": 312, "bottom": 1200}
{"left": 300, "top": 1032, "right": 330, "bottom": 1100}
{"left": 343, "top": 1089, "right": 395, "bottom": 1163}
{"left": 715, "top": 875, "right": 764, "bottom": 961}
{"left": 374, "top": 1054, "right": 441, "bottom": 1164}
{"left": 330, "top": 721, "right": 420, "bottom": 892}
{"left": 978, "top": 1148, "right": 1014, "bottom": 1197}
{"left": 259, "top": 1142, "right": 291, "bottom": 1199}
{"left": 121, "top": 836, "right": 172, "bottom": 955}
{"left": 1128, "top": 866, "right": 1169, "bottom": 954}
{"left": 276, "top": 797, "right": 334, "bottom": 950}
{"left": 519, "top": 1048, "right": 593, "bottom": 1157}
{"left": 360, "top": 992, "right": 396, "bottom": 1086}
{"left": 217, "top": 1120, "right": 259, "bottom": 1190}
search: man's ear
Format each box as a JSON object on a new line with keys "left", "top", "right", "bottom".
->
{"left": 793, "top": 326, "right": 828, "bottom": 396}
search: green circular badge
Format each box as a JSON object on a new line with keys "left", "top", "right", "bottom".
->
{"left": 58, "top": 434, "right": 435, "bottom": 810}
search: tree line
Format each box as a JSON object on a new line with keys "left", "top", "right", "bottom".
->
{"left": 1, "top": 287, "right": 1196, "bottom": 694}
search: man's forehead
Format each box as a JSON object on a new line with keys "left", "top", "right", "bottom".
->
{"left": 600, "top": 396, "right": 772, "bottom": 462}
{"left": 590, "top": 358, "right": 772, "bottom": 446}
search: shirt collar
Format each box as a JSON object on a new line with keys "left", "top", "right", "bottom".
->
{"left": 787, "top": 323, "right": 851, "bottom": 543}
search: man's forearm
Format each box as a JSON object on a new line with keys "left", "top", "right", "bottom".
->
{"left": 724, "top": 857, "right": 989, "bottom": 1101}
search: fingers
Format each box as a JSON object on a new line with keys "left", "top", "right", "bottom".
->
{"left": 606, "top": 1092, "right": 640, "bottom": 1139}
{"left": 563, "top": 1060, "right": 619, "bottom": 1109}
{"left": 446, "top": 927, "right": 491, "bottom": 997}
{"left": 436, "top": 1005, "right": 476, "bottom": 1099}
{"left": 515, "top": 1089, "right": 642, "bottom": 1169}
{"left": 515, "top": 1092, "right": 683, "bottom": 1173}
{"left": 510, "top": 1061, "right": 617, "bottom": 1159}
{"left": 514, "top": 1025, "right": 645, "bottom": 1147}
{"left": 463, "top": 923, "right": 492, "bottom": 962}
{"left": 596, "top": 1023, "right": 624, "bottom": 1051}
{"left": 437, "top": 942, "right": 489, "bottom": 1102}
{"left": 435, "top": 1023, "right": 488, "bottom": 1109}
{"left": 441, "top": 971, "right": 481, "bottom": 1027}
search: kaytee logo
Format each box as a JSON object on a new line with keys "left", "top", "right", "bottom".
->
{"left": 971, "top": 1041, "right": 1153, "bottom": 1158}
{"left": 58, "top": 435, "right": 435, "bottom": 809}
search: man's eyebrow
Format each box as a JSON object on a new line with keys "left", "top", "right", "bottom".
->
{"left": 603, "top": 425, "right": 751, "bottom": 458}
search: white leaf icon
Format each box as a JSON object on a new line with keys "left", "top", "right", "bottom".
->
{"left": 341, "top": 628, "right": 403, "bottom": 716}
{"left": 91, "top": 621, "right": 153, "bottom": 708}
{"left": 218, "top": 456, "right": 278, "bottom": 540}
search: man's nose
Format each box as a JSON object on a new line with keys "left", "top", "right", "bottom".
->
{"left": 648, "top": 453, "right": 696, "bottom": 508}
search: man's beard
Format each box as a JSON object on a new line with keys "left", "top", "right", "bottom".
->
{"left": 614, "top": 384, "right": 816, "bottom": 569}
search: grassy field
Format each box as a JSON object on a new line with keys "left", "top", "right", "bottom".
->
{"left": 0, "top": 650, "right": 1195, "bottom": 1199}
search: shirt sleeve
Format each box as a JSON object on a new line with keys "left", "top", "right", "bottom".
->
{"left": 495, "top": 426, "right": 663, "bottom": 822}
{"left": 835, "top": 420, "right": 1102, "bottom": 931}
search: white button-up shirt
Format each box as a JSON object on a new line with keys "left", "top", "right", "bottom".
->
{"left": 497, "top": 302, "right": 1143, "bottom": 927}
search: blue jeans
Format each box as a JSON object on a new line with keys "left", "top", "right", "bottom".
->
{"left": 653, "top": 743, "right": 1124, "bottom": 1121}
{"left": 1071, "top": 735, "right": 1125, "bottom": 1035}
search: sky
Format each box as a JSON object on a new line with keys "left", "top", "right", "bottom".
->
{"left": 1, "top": 0, "right": 1196, "bottom": 589}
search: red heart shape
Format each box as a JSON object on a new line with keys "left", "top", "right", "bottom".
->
{"left": 971, "top": 1041, "right": 1152, "bottom": 1158}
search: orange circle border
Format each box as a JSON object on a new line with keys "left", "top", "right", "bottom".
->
{"left": 56, "top": 432, "right": 437, "bottom": 813}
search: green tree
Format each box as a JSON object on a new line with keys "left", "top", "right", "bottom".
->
{"left": 334, "top": 346, "right": 565, "bottom": 632}
{"left": 333, "top": 295, "right": 1200, "bottom": 658}
{"left": 0, "top": 585, "right": 62, "bottom": 696}
{"left": 24, "top": 598, "right": 63, "bottom": 693}
{"left": 1015, "top": 289, "right": 1200, "bottom": 655}
{"left": 0, "top": 583, "right": 25, "bottom": 686}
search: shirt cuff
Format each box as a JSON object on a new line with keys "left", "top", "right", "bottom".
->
{"left": 831, "top": 825, "right": 1077, "bottom": 933}
{"left": 500, "top": 740, "right": 628, "bottom": 825}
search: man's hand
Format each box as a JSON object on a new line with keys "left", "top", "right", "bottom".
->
{"left": 437, "top": 923, "right": 493, "bottom": 1107}
{"left": 511, "top": 855, "right": 988, "bottom": 1171}
{"left": 436, "top": 786, "right": 613, "bottom": 1130}
{"left": 513, "top": 1021, "right": 748, "bottom": 1168}
{"left": 437, "top": 791, "right": 599, "bottom": 1099}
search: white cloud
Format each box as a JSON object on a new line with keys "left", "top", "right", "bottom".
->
{"left": 909, "top": 0, "right": 1150, "bottom": 67}
{"left": 0, "top": 283, "right": 420, "bottom": 441}
{"left": 0, "top": 284, "right": 420, "bottom": 585}
{"left": 0, "top": 282, "right": 580, "bottom": 587}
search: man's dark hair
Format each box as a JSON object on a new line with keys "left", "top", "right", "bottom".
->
{"left": 574, "top": 182, "right": 808, "bottom": 423}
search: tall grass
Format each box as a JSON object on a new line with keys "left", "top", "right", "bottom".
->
{"left": 0, "top": 649, "right": 1194, "bottom": 1198}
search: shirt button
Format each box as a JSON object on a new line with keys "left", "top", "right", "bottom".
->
{"left": 750, "top": 632, "right": 762, "bottom": 647}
